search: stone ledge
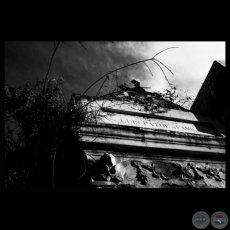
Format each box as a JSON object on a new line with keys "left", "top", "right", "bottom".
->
{"left": 88, "top": 181, "right": 117, "bottom": 188}
{"left": 88, "top": 181, "right": 137, "bottom": 188}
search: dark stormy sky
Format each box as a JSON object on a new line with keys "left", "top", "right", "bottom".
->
{"left": 4, "top": 41, "right": 225, "bottom": 108}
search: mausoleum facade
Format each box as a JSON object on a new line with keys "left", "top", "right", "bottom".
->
{"left": 72, "top": 60, "right": 226, "bottom": 188}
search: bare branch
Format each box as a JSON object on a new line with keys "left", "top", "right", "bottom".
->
{"left": 78, "top": 47, "right": 178, "bottom": 102}
{"left": 143, "top": 62, "right": 153, "bottom": 76}
{"left": 95, "top": 76, "right": 108, "bottom": 98}
{"left": 52, "top": 150, "right": 57, "bottom": 188}
{"left": 152, "top": 47, "right": 179, "bottom": 59}
{"left": 24, "top": 168, "right": 31, "bottom": 188}
{"left": 80, "top": 90, "right": 122, "bottom": 110}
{"left": 77, "top": 59, "right": 152, "bottom": 103}
{"left": 60, "top": 41, "right": 67, "bottom": 45}
{"left": 78, "top": 151, "right": 87, "bottom": 180}
{"left": 151, "top": 60, "right": 172, "bottom": 88}
{"left": 42, "top": 41, "right": 61, "bottom": 96}
{"left": 79, "top": 41, "right": 88, "bottom": 51}
{"left": 153, "top": 58, "right": 174, "bottom": 75}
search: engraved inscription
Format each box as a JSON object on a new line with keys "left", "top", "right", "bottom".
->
{"left": 118, "top": 116, "right": 197, "bottom": 132}
{"left": 103, "top": 113, "right": 215, "bottom": 136}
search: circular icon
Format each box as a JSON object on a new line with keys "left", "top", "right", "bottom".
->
{"left": 192, "top": 211, "right": 210, "bottom": 229}
{"left": 211, "top": 211, "right": 228, "bottom": 229}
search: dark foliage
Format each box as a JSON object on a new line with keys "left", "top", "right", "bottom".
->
{"left": 4, "top": 78, "right": 87, "bottom": 188}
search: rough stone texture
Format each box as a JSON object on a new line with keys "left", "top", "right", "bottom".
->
{"left": 190, "top": 61, "right": 226, "bottom": 123}
{"left": 79, "top": 124, "right": 225, "bottom": 160}
{"left": 84, "top": 93, "right": 225, "bottom": 137}
{"left": 85, "top": 152, "right": 225, "bottom": 188}
{"left": 75, "top": 75, "right": 225, "bottom": 189}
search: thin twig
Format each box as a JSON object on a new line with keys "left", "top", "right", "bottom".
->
{"left": 52, "top": 150, "right": 57, "bottom": 188}
{"left": 93, "top": 99, "right": 103, "bottom": 109}
{"left": 77, "top": 59, "right": 152, "bottom": 103}
{"left": 42, "top": 41, "right": 61, "bottom": 96}
{"left": 90, "top": 134, "right": 100, "bottom": 143}
{"left": 154, "top": 58, "right": 174, "bottom": 75}
{"left": 78, "top": 48, "right": 178, "bottom": 103}
{"left": 152, "top": 60, "right": 172, "bottom": 88}
{"left": 24, "top": 168, "right": 31, "bottom": 188}
{"left": 79, "top": 41, "right": 88, "bottom": 51}
{"left": 78, "top": 151, "right": 87, "bottom": 180}
{"left": 143, "top": 61, "right": 153, "bottom": 76}
{"left": 95, "top": 76, "right": 108, "bottom": 98}
{"left": 152, "top": 47, "right": 179, "bottom": 59}
{"left": 87, "top": 154, "right": 97, "bottom": 162}
{"left": 80, "top": 90, "right": 123, "bottom": 110}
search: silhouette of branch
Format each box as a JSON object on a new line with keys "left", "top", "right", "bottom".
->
{"left": 79, "top": 41, "right": 88, "bottom": 51}
{"left": 77, "top": 58, "right": 152, "bottom": 102}
{"left": 151, "top": 60, "right": 172, "bottom": 88}
{"left": 143, "top": 61, "right": 153, "bottom": 76}
{"left": 95, "top": 76, "right": 108, "bottom": 98}
{"left": 60, "top": 41, "right": 67, "bottom": 45}
{"left": 78, "top": 151, "right": 87, "bottom": 180}
{"left": 42, "top": 41, "right": 61, "bottom": 96}
{"left": 154, "top": 58, "right": 174, "bottom": 75}
{"left": 152, "top": 47, "right": 179, "bottom": 59}
{"left": 77, "top": 47, "right": 178, "bottom": 102}
{"left": 52, "top": 150, "right": 57, "bottom": 188}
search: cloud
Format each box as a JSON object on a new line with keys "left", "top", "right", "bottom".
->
{"left": 5, "top": 41, "right": 225, "bottom": 106}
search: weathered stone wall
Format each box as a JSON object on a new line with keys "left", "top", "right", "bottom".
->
{"left": 78, "top": 123, "right": 225, "bottom": 157}
{"left": 85, "top": 151, "right": 225, "bottom": 188}
{"left": 77, "top": 112, "right": 225, "bottom": 189}
{"left": 76, "top": 94, "right": 225, "bottom": 189}
{"left": 191, "top": 60, "right": 226, "bottom": 123}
